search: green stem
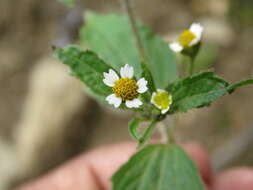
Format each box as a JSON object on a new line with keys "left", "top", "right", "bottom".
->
{"left": 227, "top": 79, "right": 253, "bottom": 92}
{"left": 138, "top": 120, "right": 157, "bottom": 149}
{"left": 120, "top": 0, "right": 148, "bottom": 64}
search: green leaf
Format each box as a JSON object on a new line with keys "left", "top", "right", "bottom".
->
{"left": 112, "top": 144, "right": 205, "bottom": 190}
{"left": 57, "top": 0, "right": 74, "bottom": 7}
{"left": 167, "top": 72, "right": 229, "bottom": 113}
{"left": 139, "top": 62, "right": 156, "bottom": 103}
{"left": 140, "top": 62, "right": 156, "bottom": 93}
{"left": 54, "top": 46, "right": 112, "bottom": 97}
{"left": 80, "top": 12, "right": 177, "bottom": 88}
{"left": 129, "top": 118, "right": 147, "bottom": 141}
{"left": 166, "top": 72, "right": 253, "bottom": 113}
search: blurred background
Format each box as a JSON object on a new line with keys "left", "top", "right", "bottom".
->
{"left": 1, "top": 0, "right": 253, "bottom": 189}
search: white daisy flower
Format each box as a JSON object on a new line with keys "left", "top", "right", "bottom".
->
{"left": 151, "top": 89, "right": 173, "bottom": 114}
{"left": 103, "top": 64, "right": 148, "bottom": 108}
{"left": 170, "top": 23, "right": 204, "bottom": 53}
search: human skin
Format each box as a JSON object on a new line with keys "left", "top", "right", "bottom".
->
{"left": 16, "top": 142, "right": 253, "bottom": 190}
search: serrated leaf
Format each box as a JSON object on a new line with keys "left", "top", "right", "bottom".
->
{"left": 167, "top": 72, "right": 229, "bottom": 113}
{"left": 57, "top": 0, "right": 74, "bottom": 7}
{"left": 80, "top": 12, "right": 177, "bottom": 88}
{"left": 54, "top": 46, "right": 112, "bottom": 97}
{"left": 112, "top": 144, "right": 205, "bottom": 190}
{"left": 166, "top": 72, "right": 253, "bottom": 113}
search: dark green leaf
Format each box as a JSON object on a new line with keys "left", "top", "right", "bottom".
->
{"left": 167, "top": 72, "right": 229, "bottom": 113}
{"left": 139, "top": 62, "right": 156, "bottom": 103}
{"left": 54, "top": 46, "right": 112, "bottom": 97}
{"left": 140, "top": 62, "right": 156, "bottom": 93}
{"left": 140, "top": 26, "right": 178, "bottom": 87}
{"left": 80, "top": 12, "right": 178, "bottom": 88}
{"left": 57, "top": 0, "right": 74, "bottom": 7}
{"left": 112, "top": 144, "right": 205, "bottom": 190}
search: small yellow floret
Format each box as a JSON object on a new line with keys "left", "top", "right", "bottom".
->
{"left": 112, "top": 78, "right": 138, "bottom": 101}
{"left": 153, "top": 91, "right": 172, "bottom": 110}
{"left": 179, "top": 30, "right": 196, "bottom": 47}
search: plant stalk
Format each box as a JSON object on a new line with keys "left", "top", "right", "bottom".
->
{"left": 120, "top": 0, "right": 148, "bottom": 64}
{"left": 138, "top": 120, "right": 157, "bottom": 149}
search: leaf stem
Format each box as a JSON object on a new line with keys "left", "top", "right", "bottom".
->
{"left": 138, "top": 120, "right": 157, "bottom": 149}
{"left": 227, "top": 79, "right": 253, "bottom": 92}
{"left": 120, "top": 0, "right": 148, "bottom": 64}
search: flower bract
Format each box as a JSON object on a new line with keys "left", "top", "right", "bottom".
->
{"left": 103, "top": 64, "right": 148, "bottom": 108}
{"left": 170, "top": 23, "right": 203, "bottom": 53}
{"left": 151, "top": 89, "right": 172, "bottom": 114}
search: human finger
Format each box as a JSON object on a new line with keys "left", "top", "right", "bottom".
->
{"left": 212, "top": 167, "right": 253, "bottom": 190}
{"left": 17, "top": 141, "right": 211, "bottom": 190}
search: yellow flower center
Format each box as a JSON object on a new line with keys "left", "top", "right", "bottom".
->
{"left": 179, "top": 30, "right": 196, "bottom": 47}
{"left": 112, "top": 78, "right": 138, "bottom": 101}
{"left": 153, "top": 91, "right": 172, "bottom": 110}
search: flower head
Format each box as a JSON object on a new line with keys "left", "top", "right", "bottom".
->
{"left": 170, "top": 23, "right": 203, "bottom": 53}
{"left": 103, "top": 64, "right": 148, "bottom": 108}
{"left": 151, "top": 89, "right": 172, "bottom": 114}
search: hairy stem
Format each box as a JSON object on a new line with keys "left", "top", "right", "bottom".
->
{"left": 120, "top": 0, "right": 148, "bottom": 64}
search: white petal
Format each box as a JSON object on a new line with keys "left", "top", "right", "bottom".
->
{"left": 151, "top": 91, "right": 160, "bottom": 108}
{"left": 108, "top": 69, "right": 120, "bottom": 81}
{"left": 120, "top": 64, "right": 134, "bottom": 78}
{"left": 157, "top": 89, "right": 165, "bottom": 93}
{"left": 106, "top": 94, "right": 122, "bottom": 108}
{"left": 103, "top": 78, "right": 114, "bottom": 87}
{"left": 151, "top": 92, "right": 156, "bottom": 104}
{"left": 103, "top": 70, "right": 119, "bottom": 87}
{"left": 169, "top": 42, "right": 183, "bottom": 52}
{"left": 125, "top": 98, "right": 143, "bottom": 108}
{"left": 137, "top": 78, "right": 148, "bottom": 93}
{"left": 103, "top": 69, "right": 119, "bottom": 87}
{"left": 161, "top": 107, "right": 170, "bottom": 114}
{"left": 189, "top": 23, "right": 203, "bottom": 46}
{"left": 190, "top": 23, "right": 203, "bottom": 37}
